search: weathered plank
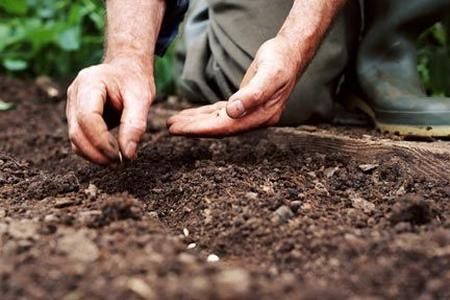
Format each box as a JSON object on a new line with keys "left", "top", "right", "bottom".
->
{"left": 267, "top": 127, "right": 450, "bottom": 182}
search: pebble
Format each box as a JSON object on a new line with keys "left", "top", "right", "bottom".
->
{"left": 8, "top": 219, "right": 38, "bottom": 239}
{"left": 274, "top": 205, "right": 295, "bottom": 223}
{"left": 44, "top": 214, "right": 59, "bottom": 223}
{"left": 127, "top": 278, "right": 155, "bottom": 300}
{"left": 0, "top": 209, "right": 6, "bottom": 218}
{"left": 187, "top": 243, "right": 197, "bottom": 249}
{"left": 147, "top": 211, "right": 159, "bottom": 219}
{"left": 245, "top": 192, "right": 258, "bottom": 201}
{"left": 214, "top": 268, "right": 250, "bottom": 297}
{"left": 324, "top": 167, "right": 339, "bottom": 178}
{"left": 84, "top": 183, "right": 98, "bottom": 198}
{"left": 78, "top": 210, "right": 102, "bottom": 224}
{"left": 183, "top": 228, "right": 189, "bottom": 237}
{"left": 54, "top": 197, "right": 76, "bottom": 209}
{"left": 358, "top": 164, "right": 379, "bottom": 173}
{"left": 289, "top": 201, "right": 303, "bottom": 211}
{"left": 0, "top": 222, "right": 8, "bottom": 235}
{"left": 57, "top": 229, "right": 99, "bottom": 263}
{"left": 207, "top": 254, "right": 220, "bottom": 263}
{"left": 351, "top": 196, "right": 376, "bottom": 214}
{"left": 287, "top": 188, "right": 299, "bottom": 199}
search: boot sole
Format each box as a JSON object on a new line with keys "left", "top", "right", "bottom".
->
{"left": 347, "top": 96, "right": 450, "bottom": 137}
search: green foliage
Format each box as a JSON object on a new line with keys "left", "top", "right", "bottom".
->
{"left": 417, "top": 18, "right": 450, "bottom": 96}
{"left": 0, "top": 0, "right": 105, "bottom": 77}
{"left": 0, "top": 0, "right": 176, "bottom": 94}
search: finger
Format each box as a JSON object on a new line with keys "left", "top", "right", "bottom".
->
{"left": 226, "top": 64, "right": 285, "bottom": 119}
{"left": 169, "top": 106, "right": 269, "bottom": 137}
{"left": 69, "top": 125, "right": 112, "bottom": 165}
{"left": 118, "top": 89, "right": 151, "bottom": 159}
{"left": 167, "top": 102, "right": 227, "bottom": 126}
{"left": 76, "top": 84, "right": 120, "bottom": 161}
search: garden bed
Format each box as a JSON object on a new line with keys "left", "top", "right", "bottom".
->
{"left": 1, "top": 76, "right": 449, "bottom": 299}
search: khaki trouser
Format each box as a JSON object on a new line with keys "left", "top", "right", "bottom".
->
{"left": 176, "top": 0, "right": 362, "bottom": 125}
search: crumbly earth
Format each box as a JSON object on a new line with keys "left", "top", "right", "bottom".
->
{"left": 0, "top": 76, "right": 449, "bottom": 300}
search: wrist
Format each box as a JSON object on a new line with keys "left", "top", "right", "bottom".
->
{"left": 104, "top": 52, "right": 154, "bottom": 74}
{"left": 274, "top": 34, "right": 304, "bottom": 74}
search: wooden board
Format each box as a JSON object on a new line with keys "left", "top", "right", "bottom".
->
{"left": 266, "top": 127, "right": 450, "bottom": 182}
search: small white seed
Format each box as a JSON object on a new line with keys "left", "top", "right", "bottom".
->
{"left": 207, "top": 254, "right": 220, "bottom": 263}
{"left": 183, "top": 228, "right": 189, "bottom": 237}
{"left": 187, "top": 243, "right": 196, "bottom": 249}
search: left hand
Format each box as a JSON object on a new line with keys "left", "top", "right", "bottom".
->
{"left": 167, "top": 36, "right": 302, "bottom": 137}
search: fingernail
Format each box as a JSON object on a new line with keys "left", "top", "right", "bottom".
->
{"left": 125, "top": 141, "right": 137, "bottom": 159}
{"left": 102, "top": 135, "right": 120, "bottom": 161}
{"left": 228, "top": 100, "right": 246, "bottom": 118}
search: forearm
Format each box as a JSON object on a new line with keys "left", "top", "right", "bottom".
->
{"left": 277, "top": 0, "right": 346, "bottom": 74}
{"left": 104, "top": 0, "right": 166, "bottom": 69}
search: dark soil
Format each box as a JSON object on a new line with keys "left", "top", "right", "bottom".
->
{"left": 1, "top": 76, "right": 449, "bottom": 300}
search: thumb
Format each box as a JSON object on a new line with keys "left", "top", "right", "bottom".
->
{"left": 226, "top": 64, "right": 283, "bottom": 119}
{"left": 118, "top": 89, "right": 151, "bottom": 159}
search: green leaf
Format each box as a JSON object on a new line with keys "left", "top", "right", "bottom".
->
{"left": 3, "top": 58, "right": 28, "bottom": 71}
{"left": 0, "top": 0, "right": 28, "bottom": 15}
{"left": 0, "top": 100, "right": 15, "bottom": 111}
{"left": 57, "top": 27, "right": 81, "bottom": 51}
{"left": 431, "top": 23, "right": 447, "bottom": 46}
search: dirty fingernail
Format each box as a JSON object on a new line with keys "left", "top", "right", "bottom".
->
{"left": 125, "top": 141, "right": 137, "bottom": 159}
{"left": 227, "top": 100, "right": 246, "bottom": 118}
{"left": 101, "top": 135, "right": 120, "bottom": 160}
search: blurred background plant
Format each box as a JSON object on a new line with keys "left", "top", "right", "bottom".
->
{"left": 417, "top": 16, "right": 450, "bottom": 97}
{"left": 0, "top": 0, "right": 175, "bottom": 94}
{"left": 0, "top": 0, "right": 449, "bottom": 96}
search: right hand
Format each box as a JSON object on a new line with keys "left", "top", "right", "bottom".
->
{"left": 66, "top": 57, "right": 155, "bottom": 165}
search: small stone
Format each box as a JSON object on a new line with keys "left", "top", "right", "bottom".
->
{"left": 351, "top": 196, "right": 376, "bottom": 214}
{"left": 245, "top": 192, "right": 258, "bottom": 201}
{"left": 57, "top": 229, "right": 99, "bottom": 263}
{"left": 215, "top": 268, "right": 250, "bottom": 297}
{"left": 78, "top": 210, "right": 102, "bottom": 224}
{"left": 358, "top": 164, "right": 379, "bottom": 173}
{"left": 147, "top": 211, "right": 159, "bottom": 219}
{"left": 307, "top": 171, "right": 317, "bottom": 178}
{"left": 44, "top": 214, "right": 59, "bottom": 223}
{"left": 324, "top": 167, "right": 339, "bottom": 178}
{"left": 274, "top": 205, "right": 295, "bottom": 223}
{"left": 289, "top": 200, "right": 303, "bottom": 211}
{"left": 302, "top": 203, "right": 312, "bottom": 211}
{"left": 183, "top": 228, "right": 189, "bottom": 237}
{"left": 8, "top": 220, "right": 38, "bottom": 239}
{"left": 84, "top": 184, "right": 98, "bottom": 198}
{"left": 187, "top": 243, "right": 197, "bottom": 249}
{"left": 396, "top": 186, "right": 406, "bottom": 197}
{"left": 178, "top": 253, "right": 197, "bottom": 265}
{"left": 0, "top": 209, "right": 6, "bottom": 218}
{"left": 0, "top": 222, "right": 9, "bottom": 235}
{"left": 207, "top": 254, "right": 220, "bottom": 263}
{"left": 127, "top": 278, "right": 155, "bottom": 300}
{"left": 54, "top": 197, "right": 76, "bottom": 209}
{"left": 287, "top": 188, "right": 299, "bottom": 199}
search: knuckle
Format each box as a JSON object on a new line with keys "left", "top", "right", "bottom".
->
{"left": 68, "top": 128, "right": 78, "bottom": 142}
{"left": 250, "top": 90, "right": 264, "bottom": 103}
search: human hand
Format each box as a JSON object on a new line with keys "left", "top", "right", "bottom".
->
{"left": 66, "top": 57, "right": 154, "bottom": 165}
{"left": 167, "top": 36, "right": 302, "bottom": 137}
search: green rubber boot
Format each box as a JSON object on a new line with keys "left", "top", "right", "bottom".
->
{"left": 354, "top": 0, "right": 450, "bottom": 137}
